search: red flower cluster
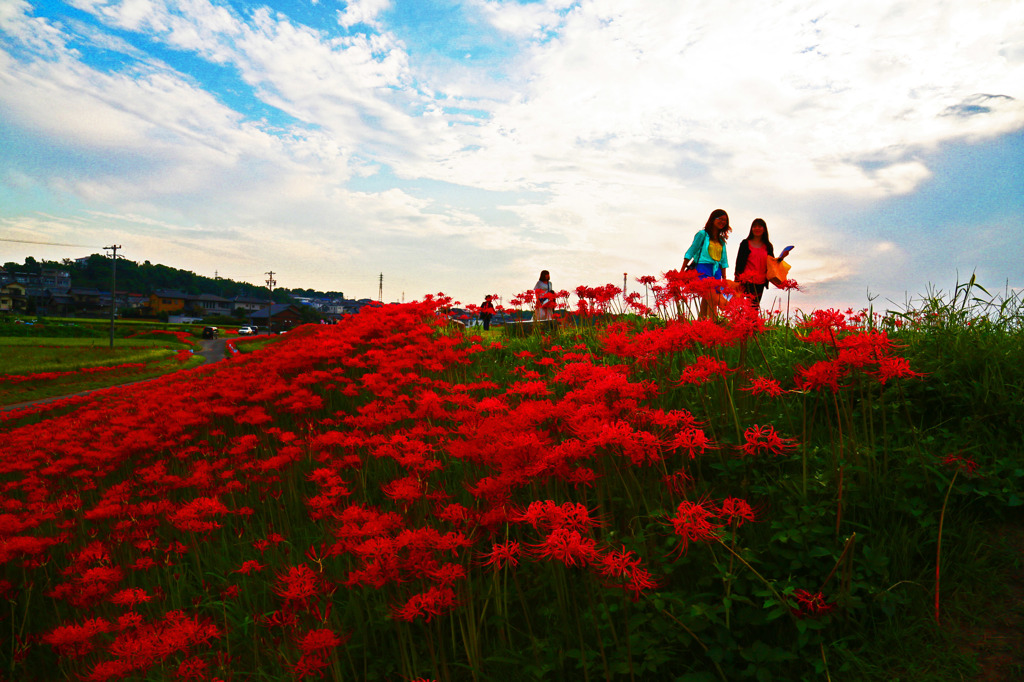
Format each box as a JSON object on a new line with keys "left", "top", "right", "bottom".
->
{"left": 0, "top": 282, "right": 923, "bottom": 678}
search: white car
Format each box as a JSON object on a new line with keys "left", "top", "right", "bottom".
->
{"left": 237, "top": 325, "right": 258, "bottom": 335}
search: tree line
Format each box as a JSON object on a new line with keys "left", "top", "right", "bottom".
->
{"left": 3, "top": 255, "right": 345, "bottom": 304}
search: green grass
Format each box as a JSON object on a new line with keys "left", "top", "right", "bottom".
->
{"left": 231, "top": 336, "right": 282, "bottom": 353}
{"left": 0, "top": 355, "right": 206, "bottom": 407}
{"left": 0, "top": 337, "right": 190, "bottom": 375}
{"left": 0, "top": 336, "right": 204, "bottom": 407}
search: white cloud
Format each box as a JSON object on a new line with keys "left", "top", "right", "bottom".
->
{"left": 474, "top": 0, "right": 574, "bottom": 39}
{"left": 337, "top": 0, "right": 391, "bottom": 29}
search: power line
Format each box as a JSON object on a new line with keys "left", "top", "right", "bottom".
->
{"left": 0, "top": 237, "right": 98, "bottom": 248}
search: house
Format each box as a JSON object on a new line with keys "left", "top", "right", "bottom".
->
{"left": 69, "top": 288, "right": 105, "bottom": 311}
{"left": 149, "top": 290, "right": 189, "bottom": 314}
{"left": 193, "top": 293, "right": 233, "bottom": 316}
{"left": 40, "top": 269, "right": 72, "bottom": 290}
{"left": 232, "top": 296, "right": 267, "bottom": 314}
{"left": 248, "top": 304, "right": 304, "bottom": 331}
{"left": 0, "top": 282, "right": 28, "bottom": 313}
{"left": 49, "top": 290, "right": 77, "bottom": 316}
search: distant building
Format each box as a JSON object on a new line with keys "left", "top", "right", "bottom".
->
{"left": 233, "top": 296, "right": 267, "bottom": 313}
{"left": 150, "top": 290, "right": 189, "bottom": 314}
{"left": 249, "top": 304, "right": 303, "bottom": 331}
{"left": 194, "top": 293, "right": 233, "bottom": 316}
{"left": 0, "top": 282, "right": 28, "bottom": 313}
{"left": 40, "top": 269, "right": 71, "bottom": 290}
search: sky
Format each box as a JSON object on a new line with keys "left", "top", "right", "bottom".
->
{"left": 1, "top": 0, "right": 1022, "bottom": 314}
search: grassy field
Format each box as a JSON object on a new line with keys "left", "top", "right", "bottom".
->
{"left": 0, "top": 334, "right": 204, "bottom": 407}
{"left": 1, "top": 337, "right": 188, "bottom": 371}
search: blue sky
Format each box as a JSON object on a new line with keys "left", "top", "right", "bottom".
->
{"left": 1, "top": 0, "right": 1022, "bottom": 312}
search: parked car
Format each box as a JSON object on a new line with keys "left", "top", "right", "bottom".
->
{"left": 202, "top": 326, "right": 219, "bottom": 339}
{"left": 237, "top": 325, "right": 258, "bottom": 335}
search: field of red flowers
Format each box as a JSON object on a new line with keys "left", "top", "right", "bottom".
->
{"left": 2, "top": 272, "right": 1019, "bottom": 681}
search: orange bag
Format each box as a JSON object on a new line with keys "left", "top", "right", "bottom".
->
{"left": 766, "top": 257, "right": 791, "bottom": 288}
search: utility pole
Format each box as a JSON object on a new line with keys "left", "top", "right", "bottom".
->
{"left": 266, "top": 271, "right": 276, "bottom": 333}
{"left": 104, "top": 245, "right": 120, "bottom": 349}
{"left": 378, "top": 273, "right": 383, "bottom": 302}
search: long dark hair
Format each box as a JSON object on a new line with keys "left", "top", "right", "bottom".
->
{"left": 538, "top": 270, "right": 550, "bottom": 282}
{"left": 703, "top": 209, "right": 731, "bottom": 242}
{"left": 745, "top": 218, "right": 773, "bottom": 251}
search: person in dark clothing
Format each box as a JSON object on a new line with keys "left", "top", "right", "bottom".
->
{"left": 734, "top": 218, "right": 792, "bottom": 307}
{"left": 479, "top": 295, "right": 495, "bottom": 331}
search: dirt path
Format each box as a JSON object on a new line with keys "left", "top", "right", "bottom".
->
{"left": 959, "top": 519, "right": 1024, "bottom": 680}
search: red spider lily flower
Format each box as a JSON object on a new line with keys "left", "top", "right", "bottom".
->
{"left": 667, "top": 499, "right": 721, "bottom": 554}
{"left": 512, "top": 500, "right": 601, "bottom": 532}
{"left": 741, "top": 424, "right": 796, "bottom": 457}
{"left": 794, "top": 359, "right": 846, "bottom": 393}
{"left": 381, "top": 476, "right": 427, "bottom": 505}
{"left": 564, "top": 466, "right": 600, "bottom": 488}
{"left": 668, "top": 428, "right": 715, "bottom": 459}
{"left": 595, "top": 545, "right": 643, "bottom": 578}
{"left": 532, "top": 528, "right": 599, "bottom": 567}
{"left": 274, "top": 564, "right": 322, "bottom": 603}
{"left": 176, "top": 656, "right": 208, "bottom": 680}
{"left": 676, "top": 356, "right": 732, "bottom": 385}
{"left": 117, "top": 611, "right": 144, "bottom": 631}
{"left": 168, "top": 497, "right": 230, "bottom": 534}
{"left": 109, "top": 588, "right": 152, "bottom": 609}
{"left": 662, "top": 469, "right": 693, "bottom": 495}
{"left": 102, "top": 610, "right": 220, "bottom": 676}
{"left": 719, "top": 497, "right": 757, "bottom": 526}
{"left": 620, "top": 567, "right": 659, "bottom": 601}
{"left": 836, "top": 344, "right": 874, "bottom": 369}
{"left": 429, "top": 563, "right": 467, "bottom": 587}
{"left": 942, "top": 452, "right": 980, "bottom": 476}
{"left": 873, "top": 356, "right": 925, "bottom": 385}
{"left": 0, "top": 535, "right": 56, "bottom": 565}
{"left": 741, "top": 376, "right": 786, "bottom": 397}
{"left": 48, "top": 565, "right": 125, "bottom": 608}
{"left": 391, "top": 585, "right": 459, "bottom": 623}
{"left": 84, "top": 658, "right": 136, "bottom": 681}
{"left": 790, "top": 589, "right": 835, "bottom": 618}
{"left": 42, "top": 618, "right": 113, "bottom": 657}
{"left": 259, "top": 609, "right": 298, "bottom": 629}
{"left": 798, "top": 308, "right": 851, "bottom": 335}
{"left": 291, "top": 654, "right": 328, "bottom": 680}
{"left": 435, "top": 502, "right": 472, "bottom": 527}
{"left": 480, "top": 540, "right": 520, "bottom": 570}
{"left": 297, "top": 627, "right": 349, "bottom": 654}
{"left": 595, "top": 546, "right": 660, "bottom": 600}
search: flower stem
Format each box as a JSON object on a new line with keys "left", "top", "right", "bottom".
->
{"left": 935, "top": 468, "right": 959, "bottom": 624}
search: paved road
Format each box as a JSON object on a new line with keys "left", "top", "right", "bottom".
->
{"left": 1, "top": 337, "right": 228, "bottom": 413}
{"left": 196, "top": 337, "right": 228, "bottom": 363}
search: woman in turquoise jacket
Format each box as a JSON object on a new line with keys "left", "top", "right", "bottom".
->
{"left": 682, "top": 209, "right": 731, "bottom": 318}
